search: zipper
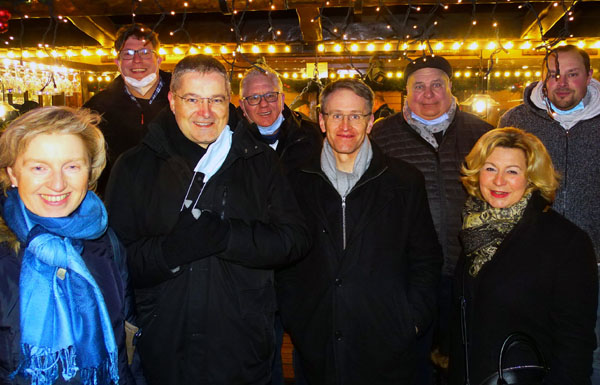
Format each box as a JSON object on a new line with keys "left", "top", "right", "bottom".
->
{"left": 341, "top": 196, "right": 347, "bottom": 250}
{"left": 303, "top": 166, "right": 387, "bottom": 251}
{"left": 562, "top": 129, "right": 569, "bottom": 214}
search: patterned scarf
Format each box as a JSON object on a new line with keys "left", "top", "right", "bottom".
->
{"left": 403, "top": 97, "right": 457, "bottom": 149}
{"left": 460, "top": 193, "right": 531, "bottom": 277}
{"left": 3, "top": 189, "right": 119, "bottom": 385}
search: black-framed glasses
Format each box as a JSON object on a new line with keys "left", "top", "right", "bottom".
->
{"left": 322, "top": 112, "right": 371, "bottom": 124}
{"left": 173, "top": 93, "right": 228, "bottom": 107}
{"left": 119, "top": 48, "right": 156, "bottom": 60}
{"left": 242, "top": 91, "right": 280, "bottom": 106}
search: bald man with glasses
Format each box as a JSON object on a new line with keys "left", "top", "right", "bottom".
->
{"left": 239, "top": 63, "right": 322, "bottom": 175}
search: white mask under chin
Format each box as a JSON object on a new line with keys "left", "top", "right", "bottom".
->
{"left": 123, "top": 73, "right": 158, "bottom": 96}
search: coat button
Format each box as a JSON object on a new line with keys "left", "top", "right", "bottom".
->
{"left": 335, "top": 330, "right": 343, "bottom": 341}
{"left": 335, "top": 278, "right": 342, "bottom": 287}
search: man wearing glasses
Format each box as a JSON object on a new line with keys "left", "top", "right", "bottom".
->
{"left": 105, "top": 54, "right": 310, "bottom": 385}
{"left": 276, "top": 78, "right": 442, "bottom": 385}
{"left": 239, "top": 64, "right": 322, "bottom": 174}
{"left": 84, "top": 24, "right": 170, "bottom": 195}
{"left": 239, "top": 63, "right": 322, "bottom": 385}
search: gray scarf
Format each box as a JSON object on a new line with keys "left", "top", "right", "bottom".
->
{"left": 403, "top": 98, "right": 457, "bottom": 149}
{"left": 321, "top": 137, "right": 373, "bottom": 197}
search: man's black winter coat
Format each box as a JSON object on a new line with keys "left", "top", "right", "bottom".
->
{"left": 105, "top": 107, "right": 311, "bottom": 385}
{"left": 84, "top": 71, "right": 171, "bottom": 196}
{"left": 277, "top": 143, "right": 443, "bottom": 385}
{"left": 243, "top": 105, "right": 323, "bottom": 175}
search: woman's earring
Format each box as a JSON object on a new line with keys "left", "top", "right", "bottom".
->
{"left": 11, "top": 184, "right": 16, "bottom": 188}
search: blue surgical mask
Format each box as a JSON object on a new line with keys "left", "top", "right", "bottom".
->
{"left": 547, "top": 98, "right": 585, "bottom": 115}
{"left": 411, "top": 112, "right": 449, "bottom": 125}
{"left": 257, "top": 113, "right": 284, "bottom": 136}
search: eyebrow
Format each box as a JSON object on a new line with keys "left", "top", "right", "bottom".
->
{"left": 483, "top": 161, "right": 523, "bottom": 169}
{"left": 22, "top": 157, "right": 89, "bottom": 164}
{"left": 180, "top": 93, "right": 227, "bottom": 98}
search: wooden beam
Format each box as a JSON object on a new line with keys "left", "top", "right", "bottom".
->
{"left": 296, "top": 7, "right": 323, "bottom": 42}
{"left": 520, "top": 1, "right": 573, "bottom": 40}
{"left": 67, "top": 16, "right": 117, "bottom": 47}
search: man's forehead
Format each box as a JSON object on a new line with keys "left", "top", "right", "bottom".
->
{"left": 545, "top": 51, "right": 585, "bottom": 70}
{"left": 176, "top": 71, "right": 229, "bottom": 93}
{"left": 408, "top": 68, "right": 449, "bottom": 84}
{"left": 123, "top": 36, "right": 154, "bottom": 48}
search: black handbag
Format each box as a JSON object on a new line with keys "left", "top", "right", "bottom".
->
{"left": 478, "top": 332, "right": 549, "bottom": 385}
{"left": 460, "top": 260, "right": 549, "bottom": 385}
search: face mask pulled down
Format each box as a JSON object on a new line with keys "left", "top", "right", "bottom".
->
{"left": 123, "top": 73, "right": 158, "bottom": 96}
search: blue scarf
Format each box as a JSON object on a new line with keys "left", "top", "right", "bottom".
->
{"left": 3, "top": 189, "right": 119, "bottom": 385}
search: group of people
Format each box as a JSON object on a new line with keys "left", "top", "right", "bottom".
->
{"left": 0, "top": 22, "right": 598, "bottom": 385}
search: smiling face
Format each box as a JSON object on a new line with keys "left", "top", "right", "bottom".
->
{"left": 7, "top": 133, "right": 90, "bottom": 218}
{"left": 543, "top": 50, "right": 592, "bottom": 111}
{"left": 406, "top": 68, "right": 453, "bottom": 120}
{"left": 240, "top": 73, "right": 285, "bottom": 127}
{"left": 168, "top": 71, "right": 230, "bottom": 148}
{"left": 479, "top": 147, "right": 528, "bottom": 208}
{"left": 115, "top": 36, "right": 162, "bottom": 81}
{"left": 320, "top": 88, "right": 373, "bottom": 171}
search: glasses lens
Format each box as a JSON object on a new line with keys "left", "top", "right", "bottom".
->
{"left": 120, "top": 49, "right": 135, "bottom": 59}
{"left": 139, "top": 49, "right": 152, "bottom": 58}
{"left": 246, "top": 95, "right": 261, "bottom": 105}
{"left": 264, "top": 92, "right": 279, "bottom": 103}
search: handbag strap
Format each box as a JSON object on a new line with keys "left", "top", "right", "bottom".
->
{"left": 497, "top": 332, "right": 549, "bottom": 383}
{"left": 460, "top": 258, "right": 471, "bottom": 385}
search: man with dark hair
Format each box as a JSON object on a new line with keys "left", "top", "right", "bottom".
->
{"left": 370, "top": 55, "right": 491, "bottom": 383}
{"left": 84, "top": 24, "right": 171, "bottom": 195}
{"left": 277, "top": 78, "right": 442, "bottom": 384}
{"left": 499, "top": 44, "right": 600, "bottom": 384}
{"left": 105, "top": 54, "right": 310, "bottom": 385}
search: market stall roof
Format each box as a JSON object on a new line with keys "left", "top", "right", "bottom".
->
{"left": 1, "top": 0, "right": 599, "bottom": 76}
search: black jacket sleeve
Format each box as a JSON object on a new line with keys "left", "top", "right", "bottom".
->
{"left": 404, "top": 169, "right": 443, "bottom": 334}
{"left": 546, "top": 230, "right": 598, "bottom": 385}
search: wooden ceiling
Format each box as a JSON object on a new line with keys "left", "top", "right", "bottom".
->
{"left": 1, "top": 0, "right": 599, "bottom": 75}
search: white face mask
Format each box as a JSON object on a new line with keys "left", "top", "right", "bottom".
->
{"left": 123, "top": 73, "right": 158, "bottom": 96}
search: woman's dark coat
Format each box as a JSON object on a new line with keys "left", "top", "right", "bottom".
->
{"left": 104, "top": 107, "right": 311, "bottom": 385}
{"left": 449, "top": 193, "right": 598, "bottom": 385}
{"left": 0, "top": 217, "right": 133, "bottom": 385}
{"left": 277, "top": 143, "right": 443, "bottom": 385}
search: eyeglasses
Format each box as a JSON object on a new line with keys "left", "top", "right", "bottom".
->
{"left": 322, "top": 112, "right": 371, "bottom": 124}
{"left": 173, "top": 93, "right": 228, "bottom": 107}
{"left": 119, "top": 48, "right": 156, "bottom": 60}
{"left": 242, "top": 91, "right": 280, "bottom": 106}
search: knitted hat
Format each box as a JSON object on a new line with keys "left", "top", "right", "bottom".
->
{"left": 404, "top": 55, "right": 453, "bottom": 80}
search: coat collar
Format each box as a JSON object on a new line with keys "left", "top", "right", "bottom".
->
{"left": 301, "top": 139, "right": 388, "bottom": 186}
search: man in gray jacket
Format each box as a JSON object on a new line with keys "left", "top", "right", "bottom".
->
{"left": 499, "top": 44, "right": 600, "bottom": 384}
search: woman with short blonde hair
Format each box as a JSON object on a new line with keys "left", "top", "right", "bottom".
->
{"left": 449, "top": 127, "right": 597, "bottom": 385}
{"left": 0, "top": 106, "right": 133, "bottom": 385}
